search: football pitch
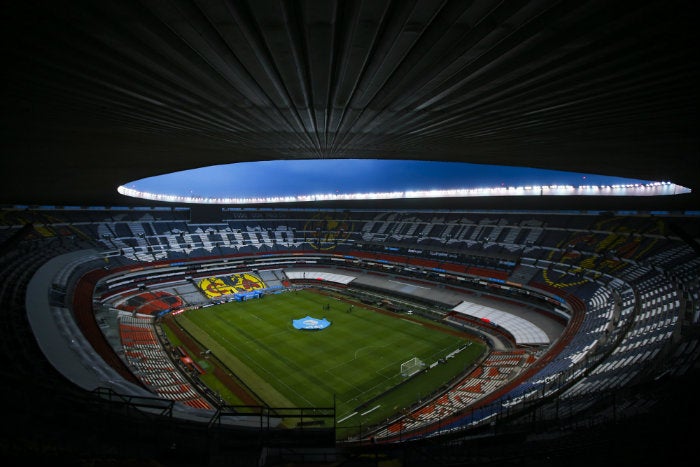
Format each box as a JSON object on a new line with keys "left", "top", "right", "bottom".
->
{"left": 172, "top": 288, "right": 485, "bottom": 429}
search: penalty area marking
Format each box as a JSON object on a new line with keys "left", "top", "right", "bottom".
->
{"left": 361, "top": 405, "right": 381, "bottom": 416}
{"left": 354, "top": 344, "right": 391, "bottom": 359}
{"left": 337, "top": 412, "right": 358, "bottom": 423}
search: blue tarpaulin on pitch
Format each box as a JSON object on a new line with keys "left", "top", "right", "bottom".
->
{"left": 292, "top": 316, "right": 331, "bottom": 330}
{"left": 234, "top": 290, "right": 262, "bottom": 301}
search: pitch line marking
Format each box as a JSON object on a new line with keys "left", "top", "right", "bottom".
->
{"left": 401, "top": 318, "right": 423, "bottom": 326}
{"left": 338, "top": 412, "right": 358, "bottom": 423}
{"left": 361, "top": 405, "right": 381, "bottom": 416}
{"left": 389, "top": 280, "right": 429, "bottom": 289}
{"left": 354, "top": 345, "right": 389, "bottom": 359}
{"left": 199, "top": 324, "right": 314, "bottom": 406}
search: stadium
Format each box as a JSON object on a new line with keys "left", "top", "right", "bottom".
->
{"left": 1, "top": 1, "right": 699, "bottom": 466}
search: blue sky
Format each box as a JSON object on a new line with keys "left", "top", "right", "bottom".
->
{"left": 122, "top": 159, "right": 656, "bottom": 199}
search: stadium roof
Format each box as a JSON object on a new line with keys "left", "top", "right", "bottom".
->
{"left": 1, "top": 0, "right": 698, "bottom": 211}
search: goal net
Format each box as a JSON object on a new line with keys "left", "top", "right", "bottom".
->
{"left": 400, "top": 357, "right": 426, "bottom": 378}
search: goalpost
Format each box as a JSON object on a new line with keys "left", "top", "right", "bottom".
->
{"left": 400, "top": 356, "right": 426, "bottom": 378}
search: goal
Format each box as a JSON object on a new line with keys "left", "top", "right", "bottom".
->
{"left": 400, "top": 357, "right": 426, "bottom": 378}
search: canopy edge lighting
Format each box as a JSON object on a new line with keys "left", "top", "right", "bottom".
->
{"left": 118, "top": 182, "right": 691, "bottom": 205}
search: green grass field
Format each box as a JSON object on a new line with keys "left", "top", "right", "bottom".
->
{"left": 172, "top": 288, "right": 485, "bottom": 432}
